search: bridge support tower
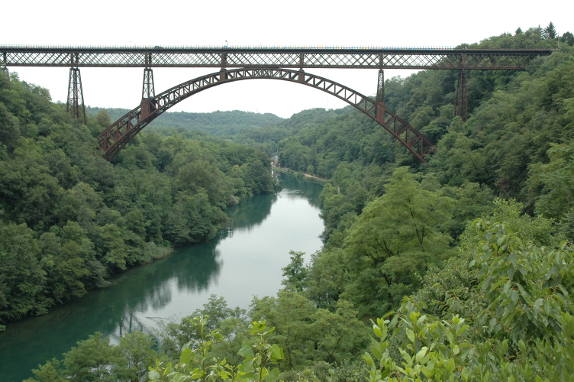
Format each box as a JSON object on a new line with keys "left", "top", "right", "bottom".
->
{"left": 142, "top": 53, "right": 155, "bottom": 100}
{"left": 375, "top": 69, "right": 386, "bottom": 122}
{"left": 142, "top": 68, "right": 155, "bottom": 99}
{"left": 454, "top": 69, "right": 468, "bottom": 121}
{"left": 1, "top": 53, "right": 8, "bottom": 80}
{"left": 66, "top": 67, "right": 86, "bottom": 124}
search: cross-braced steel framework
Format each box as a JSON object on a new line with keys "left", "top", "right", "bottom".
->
{"left": 455, "top": 70, "right": 468, "bottom": 121}
{"left": 142, "top": 68, "right": 155, "bottom": 99}
{"left": 97, "top": 68, "right": 434, "bottom": 162}
{"left": 66, "top": 67, "right": 86, "bottom": 124}
{"left": 0, "top": 46, "right": 551, "bottom": 70}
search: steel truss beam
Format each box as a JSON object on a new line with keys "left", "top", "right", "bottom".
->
{"left": 0, "top": 46, "right": 551, "bottom": 69}
{"left": 66, "top": 67, "right": 86, "bottom": 124}
{"left": 97, "top": 68, "right": 434, "bottom": 163}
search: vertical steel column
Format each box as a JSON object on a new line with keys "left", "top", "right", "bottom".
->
{"left": 376, "top": 69, "right": 385, "bottom": 107}
{"left": 142, "top": 53, "right": 155, "bottom": 99}
{"left": 454, "top": 69, "right": 468, "bottom": 121}
{"left": 66, "top": 67, "right": 87, "bottom": 124}
{"left": 1, "top": 52, "right": 8, "bottom": 80}
{"left": 298, "top": 54, "right": 305, "bottom": 82}
{"left": 375, "top": 69, "right": 386, "bottom": 123}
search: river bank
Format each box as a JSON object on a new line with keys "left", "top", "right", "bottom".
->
{"left": 1, "top": 173, "right": 324, "bottom": 382}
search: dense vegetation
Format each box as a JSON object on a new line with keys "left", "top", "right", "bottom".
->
{"left": 7, "top": 23, "right": 574, "bottom": 381}
{"left": 86, "top": 107, "right": 283, "bottom": 139}
{"left": 0, "top": 74, "right": 276, "bottom": 330}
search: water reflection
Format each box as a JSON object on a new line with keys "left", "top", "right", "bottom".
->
{"left": 226, "top": 193, "right": 277, "bottom": 231}
{"left": 0, "top": 173, "right": 324, "bottom": 382}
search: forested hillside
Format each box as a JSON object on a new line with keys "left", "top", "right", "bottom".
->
{"left": 11, "top": 24, "right": 574, "bottom": 381}
{"left": 0, "top": 74, "right": 276, "bottom": 330}
{"left": 86, "top": 107, "right": 283, "bottom": 138}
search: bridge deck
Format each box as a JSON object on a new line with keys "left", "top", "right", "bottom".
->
{"left": 1, "top": 46, "right": 553, "bottom": 70}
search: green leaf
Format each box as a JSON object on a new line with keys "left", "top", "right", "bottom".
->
{"left": 445, "top": 329, "right": 454, "bottom": 344}
{"left": 363, "top": 352, "right": 375, "bottom": 367}
{"left": 238, "top": 344, "right": 254, "bottom": 359}
{"left": 516, "top": 283, "right": 531, "bottom": 301}
{"left": 372, "top": 343, "right": 383, "bottom": 360}
{"left": 446, "top": 358, "right": 455, "bottom": 374}
{"left": 270, "top": 344, "right": 284, "bottom": 360}
{"left": 268, "top": 367, "right": 281, "bottom": 382}
{"left": 510, "top": 289, "right": 519, "bottom": 305}
{"left": 407, "top": 329, "right": 416, "bottom": 343}
{"left": 509, "top": 252, "right": 518, "bottom": 266}
{"left": 180, "top": 347, "right": 192, "bottom": 364}
{"left": 416, "top": 347, "right": 428, "bottom": 363}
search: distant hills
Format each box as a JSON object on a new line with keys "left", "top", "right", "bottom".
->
{"left": 85, "top": 107, "right": 284, "bottom": 137}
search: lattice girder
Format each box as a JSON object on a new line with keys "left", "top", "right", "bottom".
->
{"left": 97, "top": 68, "right": 435, "bottom": 162}
{"left": 1, "top": 46, "right": 551, "bottom": 69}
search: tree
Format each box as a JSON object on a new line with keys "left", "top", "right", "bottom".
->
{"left": 528, "top": 142, "right": 574, "bottom": 220}
{"left": 543, "top": 22, "right": 557, "bottom": 40}
{"left": 113, "top": 332, "right": 159, "bottom": 382}
{"left": 0, "top": 223, "right": 48, "bottom": 323}
{"left": 61, "top": 333, "right": 117, "bottom": 382}
{"left": 281, "top": 251, "right": 308, "bottom": 292}
{"left": 560, "top": 31, "right": 574, "bottom": 46}
{"left": 95, "top": 109, "right": 111, "bottom": 128}
{"left": 342, "top": 167, "right": 454, "bottom": 317}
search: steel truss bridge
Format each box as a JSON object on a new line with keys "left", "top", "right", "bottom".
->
{"left": 0, "top": 46, "right": 552, "bottom": 162}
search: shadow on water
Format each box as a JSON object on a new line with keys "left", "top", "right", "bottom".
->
{"left": 276, "top": 173, "right": 323, "bottom": 208}
{"left": 0, "top": 236, "right": 224, "bottom": 382}
{"left": 226, "top": 193, "right": 277, "bottom": 231}
{"left": 0, "top": 172, "right": 323, "bottom": 382}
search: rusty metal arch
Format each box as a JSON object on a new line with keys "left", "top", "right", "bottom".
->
{"left": 96, "top": 68, "right": 434, "bottom": 162}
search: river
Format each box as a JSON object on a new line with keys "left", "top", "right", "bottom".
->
{"left": 0, "top": 173, "right": 324, "bottom": 382}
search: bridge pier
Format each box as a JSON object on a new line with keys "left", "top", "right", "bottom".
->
{"left": 1, "top": 53, "right": 7, "bottom": 80}
{"left": 66, "top": 67, "right": 86, "bottom": 124}
{"left": 454, "top": 69, "right": 468, "bottom": 121}
{"left": 142, "top": 68, "right": 155, "bottom": 99}
{"left": 375, "top": 69, "right": 386, "bottom": 123}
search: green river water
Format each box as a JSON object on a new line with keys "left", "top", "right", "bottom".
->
{"left": 0, "top": 173, "right": 324, "bottom": 382}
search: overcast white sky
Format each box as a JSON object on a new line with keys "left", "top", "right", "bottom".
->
{"left": 3, "top": 0, "right": 572, "bottom": 118}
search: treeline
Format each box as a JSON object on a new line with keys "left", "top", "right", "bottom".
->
{"left": 86, "top": 107, "right": 283, "bottom": 138}
{"left": 0, "top": 74, "right": 276, "bottom": 330}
